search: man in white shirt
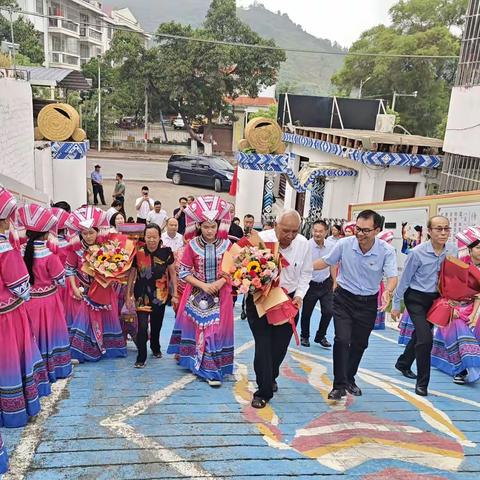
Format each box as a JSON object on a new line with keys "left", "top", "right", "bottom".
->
{"left": 146, "top": 201, "right": 168, "bottom": 230}
{"left": 106, "top": 200, "right": 122, "bottom": 222}
{"left": 161, "top": 217, "right": 184, "bottom": 252}
{"left": 246, "top": 210, "right": 312, "bottom": 409}
{"left": 135, "top": 186, "right": 154, "bottom": 224}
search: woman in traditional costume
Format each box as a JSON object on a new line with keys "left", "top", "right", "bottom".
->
{"left": 126, "top": 224, "right": 178, "bottom": 368}
{"left": 0, "top": 187, "right": 51, "bottom": 428}
{"left": 167, "top": 195, "right": 234, "bottom": 387}
{"left": 431, "top": 226, "right": 480, "bottom": 384}
{"left": 64, "top": 206, "right": 127, "bottom": 362}
{"left": 18, "top": 204, "right": 72, "bottom": 382}
{"left": 374, "top": 230, "right": 394, "bottom": 330}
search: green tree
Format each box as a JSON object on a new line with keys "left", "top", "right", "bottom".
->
{"left": 249, "top": 103, "right": 278, "bottom": 121}
{"left": 331, "top": 0, "right": 466, "bottom": 137}
{"left": 0, "top": 15, "right": 44, "bottom": 64}
{"left": 149, "top": 0, "right": 285, "bottom": 141}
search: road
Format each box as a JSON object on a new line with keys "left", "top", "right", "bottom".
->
{"left": 87, "top": 156, "right": 168, "bottom": 182}
{"left": 2, "top": 306, "right": 479, "bottom": 479}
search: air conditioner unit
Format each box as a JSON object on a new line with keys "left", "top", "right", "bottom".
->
{"left": 423, "top": 168, "right": 439, "bottom": 179}
{"left": 375, "top": 114, "right": 396, "bottom": 133}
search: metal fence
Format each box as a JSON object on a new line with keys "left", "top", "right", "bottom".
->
{"left": 439, "top": 153, "right": 480, "bottom": 193}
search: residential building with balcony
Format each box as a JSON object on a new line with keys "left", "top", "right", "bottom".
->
{"left": 9, "top": 1, "right": 146, "bottom": 71}
{"left": 440, "top": 0, "right": 480, "bottom": 193}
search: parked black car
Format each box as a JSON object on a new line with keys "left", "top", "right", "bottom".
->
{"left": 166, "top": 155, "right": 234, "bottom": 192}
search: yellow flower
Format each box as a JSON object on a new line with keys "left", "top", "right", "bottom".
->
{"left": 247, "top": 260, "right": 261, "bottom": 273}
{"left": 98, "top": 254, "right": 110, "bottom": 262}
{"left": 113, "top": 254, "right": 123, "bottom": 262}
{"left": 233, "top": 269, "right": 243, "bottom": 280}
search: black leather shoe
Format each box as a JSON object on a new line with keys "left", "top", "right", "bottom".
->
{"left": 395, "top": 363, "right": 417, "bottom": 379}
{"left": 300, "top": 337, "right": 310, "bottom": 347}
{"left": 415, "top": 386, "right": 428, "bottom": 396}
{"left": 346, "top": 382, "right": 362, "bottom": 396}
{"left": 314, "top": 336, "right": 332, "bottom": 348}
{"left": 327, "top": 388, "right": 346, "bottom": 400}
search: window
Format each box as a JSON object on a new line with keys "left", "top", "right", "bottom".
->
{"left": 36, "top": 0, "right": 44, "bottom": 14}
{"left": 383, "top": 182, "right": 418, "bottom": 201}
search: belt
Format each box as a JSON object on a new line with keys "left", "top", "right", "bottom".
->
{"left": 336, "top": 285, "right": 377, "bottom": 302}
{"left": 310, "top": 277, "right": 331, "bottom": 286}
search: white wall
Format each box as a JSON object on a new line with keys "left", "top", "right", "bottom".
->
{"left": 443, "top": 85, "right": 480, "bottom": 158}
{"left": 34, "top": 141, "right": 54, "bottom": 200}
{"left": 0, "top": 78, "right": 35, "bottom": 189}
{"left": 235, "top": 167, "right": 265, "bottom": 224}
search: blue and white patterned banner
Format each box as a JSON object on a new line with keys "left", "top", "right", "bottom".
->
{"left": 51, "top": 141, "right": 90, "bottom": 160}
{"left": 282, "top": 132, "right": 442, "bottom": 169}
{"left": 236, "top": 152, "right": 357, "bottom": 193}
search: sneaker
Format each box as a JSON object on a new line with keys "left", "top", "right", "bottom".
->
{"left": 71, "top": 359, "right": 80, "bottom": 365}
{"left": 453, "top": 373, "right": 467, "bottom": 385}
{"left": 300, "top": 337, "right": 310, "bottom": 347}
{"left": 152, "top": 351, "right": 162, "bottom": 359}
{"left": 207, "top": 379, "right": 222, "bottom": 387}
{"left": 134, "top": 362, "right": 146, "bottom": 368}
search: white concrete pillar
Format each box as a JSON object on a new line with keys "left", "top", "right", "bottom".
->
{"left": 235, "top": 166, "right": 265, "bottom": 225}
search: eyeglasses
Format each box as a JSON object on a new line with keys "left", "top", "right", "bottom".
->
{"left": 430, "top": 227, "right": 451, "bottom": 233}
{"left": 355, "top": 226, "right": 376, "bottom": 234}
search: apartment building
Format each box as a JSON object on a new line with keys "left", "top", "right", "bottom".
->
{"left": 440, "top": 0, "right": 480, "bottom": 193}
{"left": 11, "top": 0, "right": 146, "bottom": 70}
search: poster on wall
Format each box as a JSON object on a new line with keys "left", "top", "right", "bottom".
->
{"left": 438, "top": 203, "right": 480, "bottom": 247}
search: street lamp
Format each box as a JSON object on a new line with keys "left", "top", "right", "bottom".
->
{"left": 358, "top": 76, "right": 372, "bottom": 99}
{"left": 392, "top": 90, "right": 418, "bottom": 111}
{"left": 97, "top": 54, "right": 101, "bottom": 152}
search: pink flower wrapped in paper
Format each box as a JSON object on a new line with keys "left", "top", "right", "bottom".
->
{"left": 82, "top": 233, "right": 136, "bottom": 305}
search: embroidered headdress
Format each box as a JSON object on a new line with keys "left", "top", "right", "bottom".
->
{"left": 17, "top": 204, "right": 58, "bottom": 234}
{"left": 65, "top": 205, "right": 109, "bottom": 233}
{"left": 377, "top": 230, "right": 394, "bottom": 243}
{"left": 455, "top": 226, "right": 480, "bottom": 248}
{"left": 184, "top": 195, "right": 232, "bottom": 241}
{"left": 0, "top": 186, "right": 17, "bottom": 220}
{"left": 343, "top": 221, "right": 356, "bottom": 235}
{"left": 51, "top": 207, "right": 71, "bottom": 231}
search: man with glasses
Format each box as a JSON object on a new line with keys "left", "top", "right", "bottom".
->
{"left": 313, "top": 210, "right": 398, "bottom": 400}
{"left": 391, "top": 216, "right": 457, "bottom": 396}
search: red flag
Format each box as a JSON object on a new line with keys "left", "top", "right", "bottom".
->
{"left": 229, "top": 166, "right": 238, "bottom": 196}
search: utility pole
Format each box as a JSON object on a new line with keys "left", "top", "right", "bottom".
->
{"left": 392, "top": 90, "right": 418, "bottom": 111}
{"left": 144, "top": 83, "right": 149, "bottom": 153}
{"left": 358, "top": 76, "right": 371, "bottom": 99}
{"left": 9, "top": 8, "right": 16, "bottom": 75}
{"left": 97, "top": 56, "right": 101, "bottom": 152}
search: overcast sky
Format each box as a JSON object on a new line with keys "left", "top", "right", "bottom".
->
{"left": 237, "top": 0, "right": 398, "bottom": 47}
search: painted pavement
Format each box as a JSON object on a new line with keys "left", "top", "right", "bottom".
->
{"left": 1, "top": 304, "right": 479, "bottom": 479}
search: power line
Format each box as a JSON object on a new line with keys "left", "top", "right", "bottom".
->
{"left": 0, "top": 6, "right": 461, "bottom": 61}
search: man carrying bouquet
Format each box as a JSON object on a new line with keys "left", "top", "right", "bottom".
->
{"left": 246, "top": 210, "right": 312, "bottom": 409}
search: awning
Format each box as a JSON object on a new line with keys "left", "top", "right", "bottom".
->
{"left": 20, "top": 66, "right": 91, "bottom": 91}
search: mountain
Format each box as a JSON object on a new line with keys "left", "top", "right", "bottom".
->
{"left": 107, "top": 1, "right": 346, "bottom": 95}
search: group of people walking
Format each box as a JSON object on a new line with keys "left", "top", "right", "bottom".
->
{"left": 1, "top": 183, "right": 479, "bottom": 474}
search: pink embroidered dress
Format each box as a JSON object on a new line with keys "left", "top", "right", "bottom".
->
{"left": 0, "top": 234, "right": 51, "bottom": 428}
{"left": 167, "top": 236, "right": 234, "bottom": 381}
{"left": 24, "top": 241, "right": 72, "bottom": 382}
{"left": 65, "top": 243, "right": 127, "bottom": 362}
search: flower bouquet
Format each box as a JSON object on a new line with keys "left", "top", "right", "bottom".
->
{"left": 82, "top": 233, "right": 136, "bottom": 305}
{"left": 222, "top": 237, "right": 300, "bottom": 344}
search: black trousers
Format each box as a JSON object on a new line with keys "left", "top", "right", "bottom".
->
{"left": 332, "top": 286, "right": 378, "bottom": 389}
{"left": 92, "top": 182, "right": 106, "bottom": 205}
{"left": 300, "top": 277, "right": 333, "bottom": 340}
{"left": 246, "top": 294, "right": 299, "bottom": 401}
{"left": 136, "top": 304, "right": 166, "bottom": 363}
{"left": 396, "top": 288, "right": 439, "bottom": 388}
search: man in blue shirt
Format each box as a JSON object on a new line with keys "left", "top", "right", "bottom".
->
{"left": 314, "top": 210, "right": 398, "bottom": 400}
{"left": 300, "top": 220, "right": 337, "bottom": 348}
{"left": 90, "top": 164, "right": 106, "bottom": 206}
{"left": 392, "top": 215, "right": 456, "bottom": 396}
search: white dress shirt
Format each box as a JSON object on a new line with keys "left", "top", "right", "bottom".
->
{"left": 161, "top": 232, "right": 184, "bottom": 252}
{"left": 309, "top": 238, "right": 332, "bottom": 283}
{"left": 259, "top": 229, "right": 313, "bottom": 299}
{"left": 146, "top": 209, "right": 168, "bottom": 228}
